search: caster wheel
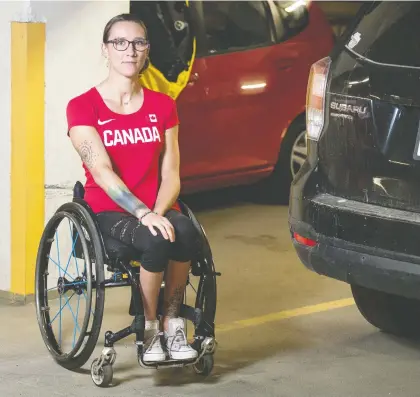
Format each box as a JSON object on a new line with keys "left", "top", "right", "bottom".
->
{"left": 193, "top": 354, "right": 214, "bottom": 376}
{"left": 91, "top": 358, "right": 113, "bottom": 387}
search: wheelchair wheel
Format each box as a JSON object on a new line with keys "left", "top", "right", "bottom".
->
{"left": 91, "top": 358, "right": 113, "bottom": 387}
{"left": 195, "top": 221, "right": 217, "bottom": 326}
{"left": 35, "top": 201, "right": 105, "bottom": 370}
{"left": 193, "top": 354, "right": 214, "bottom": 376}
{"left": 182, "top": 211, "right": 218, "bottom": 355}
{"left": 192, "top": 250, "right": 217, "bottom": 336}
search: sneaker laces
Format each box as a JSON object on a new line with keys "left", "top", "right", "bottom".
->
{"left": 169, "top": 326, "right": 187, "bottom": 351}
{"left": 144, "top": 331, "right": 163, "bottom": 353}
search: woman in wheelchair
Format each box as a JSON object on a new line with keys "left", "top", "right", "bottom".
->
{"left": 66, "top": 13, "right": 197, "bottom": 363}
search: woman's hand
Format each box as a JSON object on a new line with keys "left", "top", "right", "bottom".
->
{"left": 140, "top": 211, "right": 175, "bottom": 242}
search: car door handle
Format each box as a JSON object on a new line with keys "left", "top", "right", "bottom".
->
{"left": 276, "top": 62, "right": 293, "bottom": 71}
{"left": 276, "top": 57, "right": 298, "bottom": 71}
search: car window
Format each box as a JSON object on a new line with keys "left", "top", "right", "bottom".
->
{"left": 129, "top": 1, "right": 193, "bottom": 81}
{"left": 272, "top": 1, "right": 309, "bottom": 42}
{"left": 345, "top": 2, "right": 420, "bottom": 68}
{"left": 202, "top": 1, "right": 272, "bottom": 55}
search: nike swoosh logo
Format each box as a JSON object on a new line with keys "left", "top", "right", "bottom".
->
{"left": 98, "top": 118, "right": 115, "bottom": 125}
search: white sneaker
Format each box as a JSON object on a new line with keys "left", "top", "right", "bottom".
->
{"left": 142, "top": 320, "right": 166, "bottom": 362}
{"left": 164, "top": 318, "right": 198, "bottom": 360}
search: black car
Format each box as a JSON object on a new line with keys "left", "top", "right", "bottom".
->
{"left": 289, "top": 1, "right": 420, "bottom": 338}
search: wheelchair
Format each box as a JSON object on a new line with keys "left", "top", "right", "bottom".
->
{"left": 35, "top": 181, "right": 220, "bottom": 387}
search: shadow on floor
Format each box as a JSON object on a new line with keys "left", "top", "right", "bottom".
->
{"left": 94, "top": 321, "right": 316, "bottom": 388}
{"left": 180, "top": 184, "right": 284, "bottom": 213}
{"left": 180, "top": 185, "right": 256, "bottom": 212}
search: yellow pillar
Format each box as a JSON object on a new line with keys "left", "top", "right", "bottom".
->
{"left": 10, "top": 21, "right": 45, "bottom": 302}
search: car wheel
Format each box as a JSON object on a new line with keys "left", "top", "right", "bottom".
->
{"left": 351, "top": 284, "right": 420, "bottom": 339}
{"left": 254, "top": 116, "right": 307, "bottom": 204}
{"left": 290, "top": 129, "right": 307, "bottom": 180}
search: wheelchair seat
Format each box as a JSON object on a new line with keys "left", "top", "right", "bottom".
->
{"left": 72, "top": 181, "right": 142, "bottom": 263}
{"left": 102, "top": 233, "right": 142, "bottom": 262}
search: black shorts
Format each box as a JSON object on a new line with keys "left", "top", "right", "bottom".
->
{"left": 96, "top": 209, "right": 198, "bottom": 273}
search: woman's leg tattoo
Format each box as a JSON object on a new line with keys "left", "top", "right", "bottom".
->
{"left": 164, "top": 285, "right": 184, "bottom": 319}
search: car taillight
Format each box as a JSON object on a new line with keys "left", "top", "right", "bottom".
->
{"left": 293, "top": 232, "right": 317, "bottom": 247}
{"left": 306, "top": 56, "right": 331, "bottom": 141}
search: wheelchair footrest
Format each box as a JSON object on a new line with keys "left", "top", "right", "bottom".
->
{"left": 138, "top": 357, "right": 198, "bottom": 369}
{"left": 137, "top": 336, "right": 217, "bottom": 370}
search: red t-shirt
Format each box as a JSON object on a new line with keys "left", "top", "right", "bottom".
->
{"left": 66, "top": 86, "right": 180, "bottom": 214}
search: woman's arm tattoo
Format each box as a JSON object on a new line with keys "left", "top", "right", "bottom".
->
{"left": 107, "top": 184, "right": 149, "bottom": 216}
{"left": 77, "top": 140, "right": 97, "bottom": 169}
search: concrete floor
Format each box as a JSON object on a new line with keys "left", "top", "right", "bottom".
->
{"left": 1, "top": 188, "right": 420, "bottom": 396}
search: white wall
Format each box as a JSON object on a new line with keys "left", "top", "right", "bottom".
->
{"left": 0, "top": 2, "right": 25, "bottom": 292}
{"left": 0, "top": 1, "right": 129, "bottom": 292}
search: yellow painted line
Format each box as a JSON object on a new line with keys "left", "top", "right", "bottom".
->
{"left": 10, "top": 21, "right": 45, "bottom": 298}
{"left": 217, "top": 298, "right": 355, "bottom": 333}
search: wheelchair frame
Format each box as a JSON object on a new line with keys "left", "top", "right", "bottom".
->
{"left": 35, "top": 182, "right": 220, "bottom": 387}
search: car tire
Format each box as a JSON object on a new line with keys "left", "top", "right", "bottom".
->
{"left": 351, "top": 284, "right": 420, "bottom": 339}
{"left": 253, "top": 116, "right": 307, "bottom": 205}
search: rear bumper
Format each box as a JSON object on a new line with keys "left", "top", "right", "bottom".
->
{"left": 289, "top": 194, "right": 420, "bottom": 300}
{"left": 292, "top": 232, "right": 420, "bottom": 300}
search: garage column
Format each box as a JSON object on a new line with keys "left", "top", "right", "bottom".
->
{"left": 10, "top": 3, "right": 45, "bottom": 303}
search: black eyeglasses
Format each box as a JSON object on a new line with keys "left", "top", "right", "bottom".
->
{"left": 106, "top": 38, "right": 149, "bottom": 52}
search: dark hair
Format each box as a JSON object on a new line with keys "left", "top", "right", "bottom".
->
{"left": 103, "top": 13, "right": 150, "bottom": 74}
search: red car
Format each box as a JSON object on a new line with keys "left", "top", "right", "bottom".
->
{"left": 131, "top": 1, "right": 334, "bottom": 203}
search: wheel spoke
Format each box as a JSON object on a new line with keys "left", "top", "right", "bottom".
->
{"left": 59, "top": 295, "right": 62, "bottom": 348}
{"left": 290, "top": 130, "right": 308, "bottom": 177}
{"left": 293, "top": 145, "right": 307, "bottom": 157}
{"left": 189, "top": 283, "right": 197, "bottom": 294}
{"left": 55, "top": 231, "right": 61, "bottom": 278}
{"left": 63, "top": 293, "right": 82, "bottom": 334}
{"left": 64, "top": 238, "right": 79, "bottom": 276}
{"left": 49, "top": 291, "right": 76, "bottom": 325}
{"left": 48, "top": 256, "right": 75, "bottom": 281}
{"left": 73, "top": 294, "right": 81, "bottom": 348}
{"left": 292, "top": 155, "right": 306, "bottom": 166}
{"left": 68, "top": 219, "right": 80, "bottom": 277}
